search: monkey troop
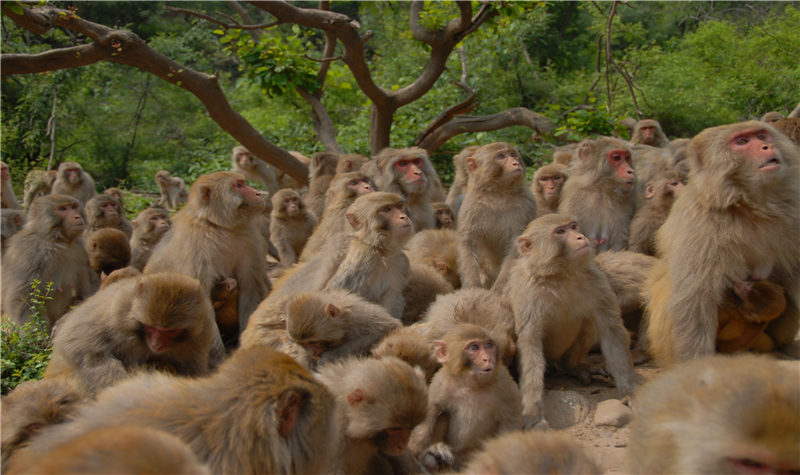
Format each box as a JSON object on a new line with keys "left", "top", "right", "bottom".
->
{"left": 3, "top": 118, "right": 798, "bottom": 474}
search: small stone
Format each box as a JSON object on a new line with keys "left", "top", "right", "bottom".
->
{"left": 542, "top": 390, "right": 591, "bottom": 429}
{"left": 594, "top": 399, "right": 632, "bottom": 428}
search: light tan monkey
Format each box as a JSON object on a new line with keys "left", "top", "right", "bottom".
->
{"left": 22, "top": 168, "right": 57, "bottom": 209}
{"left": 531, "top": 162, "right": 568, "bottom": 215}
{"left": 630, "top": 118, "right": 670, "bottom": 147}
{"left": 154, "top": 170, "right": 189, "bottom": 210}
{"left": 372, "top": 326, "right": 440, "bottom": 382}
{"left": 405, "top": 228, "right": 460, "bottom": 289}
{"left": 84, "top": 194, "right": 132, "bottom": 237}
{"left": 270, "top": 188, "right": 317, "bottom": 268}
{"left": 51, "top": 161, "right": 96, "bottom": 204}
{"left": 457, "top": 142, "right": 537, "bottom": 288}
{"left": 627, "top": 354, "right": 800, "bottom": 474}
{"left": 129, "top": 207, "right": 171, "bottom": 271}
{"left": 761, "top": 111, "right": 785, "bottom": 124}
{"left": 231, "top": 145, "right": 280, "bottom": 195}
{"left": 645, "top": 121, "right": 800, "bottom": 366}
{"left": 628, "top": 170, "right": 685, "bottom": 256}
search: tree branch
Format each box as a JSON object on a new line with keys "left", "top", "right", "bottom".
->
{"left": 165, "top": 5, "right": 279, "bottom": 31}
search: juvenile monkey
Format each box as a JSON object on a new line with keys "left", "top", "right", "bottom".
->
{"left": 716, "top": 280, "right": 786, "bottom": 353}
{"left": 630, "top": 119, "right": 670, "bottom": 147}
{"left": 84, "top": 194, "right": 133, "bottom": 237}
{"left": 628, "top": 170, "right": 685, "bottom": 256}
{"left": 285, "top": 289, "right": 402, "bottom": 364}
{"left": 154, "top": 170, "right": 189, "bottom": 210}
{"left": 1, "top": 160, "right": 20, "bottom": 209}
{"left": 22, "top": 168, "right": 57, "bottom": 209}
{"left": 373, "top": 147, "right": 443, "bottom": 231}
{"left": 315, "top": 356, "right": 428, "bottom": 475}
{"left": 270, "top": 188, "right": 317, "bottom": 268}
{"left": 44, "top": 272, "right": 220, "bottom": 396}
{"left": 210, "top": 275, "right": 240, "bottom": 348}
{"left": 457, "top": 142, "right": 537, "bottom": 288}
{"left": 432, "top": 202, "right": 455, "bottom": 229}
{"left": 531, "top": 162, "right": 568, "bottom": 215}
{"left": 500, "top": 214, "right": 636, "bottom": 428}
{"left": 129, "top": 207, "right": 171, "bottom": 271}
{"left": 627, "top": 354, "right": 800, "bottom": 474}
{"left": 372, "top": 326, "right": 440, "bottom": 382}
{"left": 231, "top": 145, "right": 280, "bottom": 195}
{"left": 51, "top": 161, "right": 96, "bottom": 205}
{"left": 85, "top": 228, "right": 131, "bottom": 277}
{"left": 410, "top": 324, "right": 522, "bottom": 472}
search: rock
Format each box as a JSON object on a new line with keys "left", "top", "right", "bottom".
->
{"left": 593, "top": 399, "right": 632, "bottom": 427}
{"left": 542, "top": 390, "right": 591, "bottom": 429}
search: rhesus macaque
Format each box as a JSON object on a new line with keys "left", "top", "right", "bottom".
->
{"left": 773, "top": 117, "right": 800, "bottom": 145}
{"left": 401, "top": 263, "right": 455, "bottom": 325}
{"left": 270, "top": 188, "right": 317, "bottom": 268}
{"left": 531, "top": 162, "right": 569, "bottom": 215}
{"left": 16, "top": 346, "right": 337, "bottom": 475}
{"left": 405, "top": 228, "right": 460, "bottom": 289}
{"left": 316, "top": 356, "right": 428, "bottom": 475}
{"left": 559, "top": 137, "right": 636, "bottom": 252}
{"left": 210, "top": 274, "right": 240, "bottom": 348}
{"left": 409, "top": 324, "right": 522, "bottom": 472}
{"left": 628, "top": 170, "right": 685, "bottom": 256}
{"left": 1, "top": 208, "right": 25, "bottom": 250}
{"left": 243, "top": 192, "right": 412, "bottom": 345}
{"left": 300, "top": 171, "right": 374, "bottom": 261}
{"left": 305, "top": 151, "right": 341, "bottom": 218}
{"left": 761, "top": 111, "right": 785, "bottom": 124}
{"left": 460, "top": 430, "right": 602, "bottom": 475}
{"left": 627, "top": 354, "right": 799, "bottom": 474}
{"left": 1, "top": 160, "right": 20, "bottom": 209}
{"left": 1, "top": 194, "right": 93, "bottom": 329}
{"left": 500, "top": 215, "right": 636, "bottom": 428}
{"left": 630, "top": 119, "right": 670, "bottom": 147}
{"left": 15, "top": 426, "right": 211, "bottom": 475}
{"left": 457, "top": 142, "right": 537, "bottom": 288}
{"left": 336, "top": 153, "right": 370, "bottom": 175}
{"left": 44, "top": 272, "right": 220, "bottom": 396}
{"left": 145, "top": 172, "right": 270, "bottom": 336}
{"left": 595, "top": 250, "right": 658, "bottom": 335}
{"left": 1, "top": 378, "right": 85, "bottom": 467}
{"left": 445, "top": 145, "right": 479, "bottom": 216}
{"left": 102, "top": 186, "right": 123, "bottom": 204}
{"left": 373, "top": 146, "right": 443, "bottom": 231}
{"left": 716, "top": 280, "right": 786, "bottom": 353}
{"left": 231, "top": 145, "right": 280, "bottom": 195}
{"left": 22, "top": 168, "right": 57, "bottom": 208}
{"left": 129, "top": 207, "right": 171, "bottom": 271}
{"left": 85, "top": 228, "right": 131, "bottom": 277}
{"left": 51, "top": 161, "right": 96, "bottom": 204}
{"left": 285, "top": 289, "right": 402, "bottom": 364}
{"left": 99, "top": 266, "right": 141, "bottom": 290}
{"left": 84, "top": 194, "right": 133, "bottom": 237}
{"left": 644, "top": 121, "right": 800, "bottom": 366}
{"left": 372, "top": 326, "right": 440, "bottom": 382}
{"left": 552, "top": 143, "right": 579, "bottom": 166}
{"left": 154, "top": 170, "right": 189, "bottom": 210}
{"left": 432, "top": 201, "right": 455, "bottom": 229}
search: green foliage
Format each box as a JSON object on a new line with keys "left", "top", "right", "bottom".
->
{"left": 546, "top": 97, "right": 619, "bottom": 141}
{"left": 1, "top": 280, "right": 55, "bottom": 395}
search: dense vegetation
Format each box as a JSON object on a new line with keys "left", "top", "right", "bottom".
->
{"left": 2, "top": 1, "right": 798, "bottom": 198}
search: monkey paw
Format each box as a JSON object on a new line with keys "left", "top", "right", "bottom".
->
{"left": 420, "top": 442, "right": 454, "bottom": 472}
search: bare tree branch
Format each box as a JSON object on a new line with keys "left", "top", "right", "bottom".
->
{"left": 1, "top": 3, "right": 308, "bottom": 184}
{"left": 165, "top": 5, "right": 279, "bottom": 31}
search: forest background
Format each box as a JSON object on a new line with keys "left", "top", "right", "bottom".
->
{"left": 2, "top": 1, "right": 799, "bottom": 205}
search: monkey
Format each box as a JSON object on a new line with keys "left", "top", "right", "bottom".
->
{"left": 405, "top": 228, "right": 460, "bottom": 289}
{"left": 270, "top": 188, "right": 317, "bottom": 268}
{"left": 628, "top": 170, "right": 685, "bottom": 256}
{"left": 409, "top": 324, "right": 523, "bottom": 472}
{"left": 595, "top": 250, "right": 658, "bottom": 337}
{"left": 761, "top": 111, "right": 785, "bottom": 124}
{"left": 99, "top": 266, "right": 141, "bottom": 290}
{"left": 1, "top": 160, "right": 21, "bottom": 209}
{"left": 499, "top": 214, "right": 637, "bottom": 428}
{"left": 1, "top": 194, "right": 93, "bottom": 330}
{"left": 459, "top": 430, "right": 602, "bottom": 475}
{"left": 1, "top": 378, "right": 86, "bottom": 467}
{"left": 630, "top": 119, "right": 670, "bottom": 147}
{"left": 457, "top": 142, "right": 537, "bottom": 288}
{"left": 531, "top": 162, "right": 569, "bottom": 215}
{"left": 210, "top": 274, "right": 240, "bottom": 348}
{"left": 84, "top": 228, "right": 131, "bottom": 277}
{"left": 716, "top": 280, "right": 786, "bottom": 353}
{"left": 336, "top": 153, "right": 370, "bottom": 174}
{"left": 315, "top": 356, "right": 428, "bottom": 475}
{"left": 372, "top": 146, "right": 443, "bottom": 231}
{"left": 13, "top": 345, "right": 338, "bottom": 475}
{"left": 154, "top": 170, "right": 189, "bottom": 210}
{"left": 559, "top": 137, "right": 636, "bottom": 252}
{"left": 299, "top": 171, "right": 374, "bottom": 261}
{"left": 372, "top": 326, "right": 440, "bottom": 383}
{"left": 242, "top": 192, "right": 412, "bottom": 347}
{"left": 304, "top": 151, "right": 341, "bottom": 218}
{"left": 22, "top": 168, "right": 57, "bottom": 209}
{"left": 13, "top": 425, "right": 212, "bottom": 475}
{"left": 644, "top": 121, "right": 800, "bottom": 366}
{"left": 773, "top": 117, "right": 800, "bottom": 145}
{"left": 432, "top": 201, "right": 455, "bottom": 229}
{"left": 129, "top": 207, "right": 171, "bottom": 271}
{"left": 285, "top": 289, "right": 402, "bottom": 364}
{"left": 445, "top": 145, "right": 479, "bottom": 216}
{"left": 144, "top": 171, "right": 271, "bottom": 337}
{"left": 627, "top": 354, "right": 799, "bottom": 474}
{"left": 84, "top": 194, "right": 133, "bottom": 237}
{"left": 43, "top": 272, "right": 221, "bottom": 396}
{"left": 51, "top": 161, "right": 96, "bottom": 205}
{"left": 102, "top": 186, "right": 123, "bottom": 204}
{"left": 552, "top": 143, "right": 579, "bottom": 166}
{"left": 401, "top": 263, "right": 455, "bottom": 325}
{"left": 1, "top": 208, "right": 25, "bottom": 250}
{"left": 231, "top": 145, "right": 280, "bottom": 195}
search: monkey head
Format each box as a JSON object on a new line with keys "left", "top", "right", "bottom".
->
{"left": 435, "top": 324, "right": 501, "bottom": 388}
{"left": 330, "top": 172, "right": 374, "bottom": 200}
{"left": 466, "top": 142, "right": 526, "bottom": 191}
{"left": 231, "top": 146, "right": 254, "bottom": 169}
{"left": 432, "top": 202, "right": 455, "bottom": 229}
{"left": 29, "top": 194, "right": 85, "bottom": 241}
{"left": 188, "top": 172, "right": 266, "bottom": 228}
{"left": 375, "top": 147, "right": 434, "bottom": 196}
{"left": 271, "top": 189, "right": 304, "bottom": 218}
{"left": 285, "top": 292, "right": 347, "bottom": 359}
{"left": 87, "top": 195, "right": 122, "bottom": 227}
{"left": 58, "top": 162, "right": 85, "bottom": 185}
{"left": 133, "top": 208, "right": 170, "bottom": 236}
{"left": 517, "top": 214, "right": 592, "bottom": 272}
{"left": 86, "top": 228, "right": 131, "bottom": 274}
{"left": 345, "top": 192, "right": 414, "bottom": 248}
{"left": 534, "top": 163, "right": 569, "bottom": 200}
{"left": 309, "top": 151, "right": 341, "bottom": 178}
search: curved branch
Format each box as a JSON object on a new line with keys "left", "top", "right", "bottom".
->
{"left": 297, "top": 87, "right": 343, "bottom": 153}
{"left": 417, "top": 108, "right": 554, "bottom": 152}
{"left": 2, "top": 43, "right": 110, "bottom": 76}
{"left": 415, "top": 86, "right": 478, "bottom": 146}
{"left": 409, "top": 1, "right": 437, "bottom": 45}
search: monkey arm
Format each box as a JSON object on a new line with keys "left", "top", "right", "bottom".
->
{"left": 512, "top": 302, "right": 547, "bottom": 427}
{"left": 591, "top": 279, "right": 637, "bottom": 397}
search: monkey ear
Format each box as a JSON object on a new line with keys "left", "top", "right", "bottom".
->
{"left": 199, "top": 185, "right": 212, "bottom": 203}
{"left": 466, "top": 157, "right": 478, "bottom": 173}
{"left": 345, "top": 212, "right": 362, "bottom": 230}
{"left": 325, "top": 303, "right": 341, "bottom": 318}
{"left": 577, "top": 142, "right": 593, "bottom": 160}
{"left": 644, "top": 183, "right": 657, "bottom": 199}
{"left": 517, "top": 237, "right": 533, "bottom": 256}
{"left": 347, "top": 388, "right": 367, "bottom": 406}
{"left": 343, "top": 159, "right": 353, "bottom": 171}
{"left": 277, "top": 389, "right": 303, "bottom": 438}
{"left": 433, "top": 340, "right": 448, "bottom": 364}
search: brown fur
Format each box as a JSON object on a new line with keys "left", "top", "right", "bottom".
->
{"left": 405, "top": 228, "right": 460, "bottom": 289}
{"left": 531, "top": 162, "right": 569, "bottom": 215}
{"left": 129, "top": 207, "right": 171, "bottom": 271}
{"left": 270, "top": 188, "right": 316, "bottom": 267}
{"left": 85, "top": 228, "right": 131, "bottom": 276}
{"left": 1, "top": 208, "right": 25, "bottom": 250}
{"left": 628, "top": 170, "right": 685, "bottom": 256}
{"left": 51, "top": 162, "right": 96, "bottom": 205}
{"left": 22, "top": 169, "right": 57, "bottom": 209}
{"left": 231, "top": 145, "right": 280, "bottom": 195}
{"left": 84, "top": 195, "right": 132, "bottom": 237}
{"left": 445, "top": 145, "right": 479, "bottom": 216}
{"left": 304, "top": 151, "right": 341, "bottom": 218}
{"left": 631, "top": 119, "right": 670, "bottom": 147}
{"left": 372, "top": 326, "right": 440, "bottom": 382}
{"left": 154, "top": 170, "right": 189, "bottom": 210}
{"left": 401, "top": 263, "right": 455, "bottom": 325}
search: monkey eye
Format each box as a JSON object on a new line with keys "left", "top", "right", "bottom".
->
{"left": 570, "top": 223, "right": 578, "bottom": 230}
{"left": 349, "top": 180, "right": 359, "bottom": 186}
{"left": 756, "top": 132, "right": 769, "bottom": 141}
{"left": 468, "top": 343, "right": 479, "bottom": 351}
{"left": 397, "top": 160, "right": 408, "bottom": 167}
{"left": 555, "top": 227, "right": 566, "bottom": 234}
{"left": 735, "top": 136, "right": 749, "bottom": 145}
{"left": 669, "top": 181, "right": 679, "bottom": 186}
{"left": 485, "top": 341, "right": 493, "bottom": 349}
{"left": 380, "top": 206, "right": 391, "bottom": 213}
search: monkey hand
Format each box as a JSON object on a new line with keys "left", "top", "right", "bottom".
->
{"left": 420, "top": 442, "right": 454, "bottom": 473}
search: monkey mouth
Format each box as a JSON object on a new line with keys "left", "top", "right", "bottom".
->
{"left": 758, "top": 157, "right": 781, "bottom": 171}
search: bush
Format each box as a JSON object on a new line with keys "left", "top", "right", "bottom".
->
{"left": 1, "top": 279, "right": 55, "bottom": 395}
